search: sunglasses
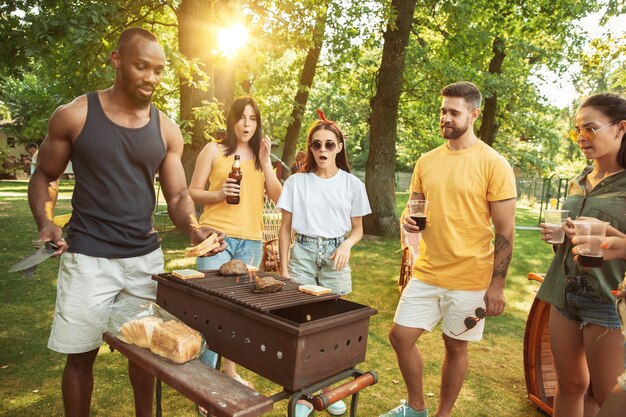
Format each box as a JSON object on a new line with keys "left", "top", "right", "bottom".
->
{"left": 310, "top": 140, "right": 338, "bottom": 152}
{"left": 568, "top": 121, "right": 613, "bottom": 142}
{"left": 450, "top": 307, "right": 486, "bottom": 336}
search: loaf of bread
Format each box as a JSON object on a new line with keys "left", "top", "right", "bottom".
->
{"left": 298, "top": 284, "right": 332, "bottom": 296}
{"left": 118, "top": 316, "right": 163, "bottom": 348}
{"left": 149, "top": 320, "right": 202, "bottom": 364}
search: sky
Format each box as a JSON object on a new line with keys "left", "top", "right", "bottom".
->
{"left": 533, "top": 11, "right": 626, "bottom": 109}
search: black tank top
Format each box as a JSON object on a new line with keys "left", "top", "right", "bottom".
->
{"left": 67, "top": 92, "right": 166, "bottom": 258}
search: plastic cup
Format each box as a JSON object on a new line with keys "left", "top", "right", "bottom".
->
{"left": 543, "top": 209, "right": 569, "bottom": 244}
{"left": 573, "top": 221, "right": 608, "bottom": 268}
{"left": 407, "top": 200, "right": 428, "bottom": 230}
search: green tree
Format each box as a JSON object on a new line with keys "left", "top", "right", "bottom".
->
{"left": 364, "top": 0, "right": 417, "bottom": 237}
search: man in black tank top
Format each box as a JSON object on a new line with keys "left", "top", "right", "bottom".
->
{"left": 28, "top": 28, "right": 226, "bottom": 417}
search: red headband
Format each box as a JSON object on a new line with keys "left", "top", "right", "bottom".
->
{"left": 316, "top": 108, "right": 332, "bottom": 124}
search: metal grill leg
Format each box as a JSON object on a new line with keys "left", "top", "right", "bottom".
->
{"left": 156, "top": 379, "right": 162, "bottom": 417}
{"left": 350, "top": 392, "right": 360, "bottom": 417}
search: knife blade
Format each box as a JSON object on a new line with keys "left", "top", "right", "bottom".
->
{"left": 9, "top": 241, "right": 58, "bottom": 272}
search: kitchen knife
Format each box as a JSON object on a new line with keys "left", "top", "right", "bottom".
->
{"left": 9, "top": 241, "right": 58, "bottom": 272}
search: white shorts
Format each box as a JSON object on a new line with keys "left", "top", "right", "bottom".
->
{"left": 48, "top": 248, "right": 164, "bottom": 354}
{"left": 394, "top": 278, "right": 487, "bottom": 341}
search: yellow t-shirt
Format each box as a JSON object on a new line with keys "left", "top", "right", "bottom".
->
{"left": 199, "top": 153, "right": 265, "bottom": 241}
{"left": 411, "top": 140, "right": 516, "bottom": 290}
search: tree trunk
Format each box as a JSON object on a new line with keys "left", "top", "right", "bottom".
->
{"left": 280, "top": 4, "right": 328, "bottom": 180}
{"left": 479, "top": 36, "right": 506, "bottom": 147}
{"left": 364, "top": 0, "right": 417, "bottom": 237}
{"left": 214, "top": 62, "right": 236, "bottom": 112}
{"left": 177, "top": 0, "right": 215, "bottom": 184}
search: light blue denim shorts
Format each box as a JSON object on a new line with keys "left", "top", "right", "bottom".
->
{"left": 196, "top": 236, "right": 263, "bottom": 271}
{"left": 288, "top": 234, "right": 351, "bottom": 295}
{"left": 554, "top": 275, "right": 621, "bottom": 329}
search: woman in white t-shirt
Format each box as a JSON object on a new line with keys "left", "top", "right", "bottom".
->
{"left": 277, "top": 110, "right": 371, "bottom": 417}
{"left": 277, "top": 110, "right": 371, "bottom": 295}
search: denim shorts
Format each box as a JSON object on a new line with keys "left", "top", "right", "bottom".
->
{"left": 554, "top": 275, "right": 621, "bottom": 329}
{"left": 288, "top": 234, "right": 351, "bottom": 295}
{"left": 196, "top": 236, "right": 262, "bottom": 270}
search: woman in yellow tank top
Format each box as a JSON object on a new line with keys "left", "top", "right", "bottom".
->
{"left": 188, "top": 96, "right": 282, "bottom": 396}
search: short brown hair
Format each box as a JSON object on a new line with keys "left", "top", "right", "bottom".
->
{"left": 441, "top": 81, "right": 482, "bottom": 110}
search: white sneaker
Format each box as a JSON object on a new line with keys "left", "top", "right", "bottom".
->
{"left": 379, "top": 400, "right": 427, "bottom": 417}
{"left": 326, "top": 399, "right": 347, "bottom": 415}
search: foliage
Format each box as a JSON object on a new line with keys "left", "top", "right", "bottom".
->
{"left": 392, "top": 0, "right": 601, "bottom": 175}
{"left": 0, "top": 1, "right": 180, "bottom": 141}
{"left": 575, "top": 32, "right": 626, "bottom": 95}
{"left": 0, "top": 0, "right": 624, "bottom": 178}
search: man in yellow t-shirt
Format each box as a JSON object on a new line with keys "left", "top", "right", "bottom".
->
{"left": 381, "top": 82, "right": 516, "bottom": 417}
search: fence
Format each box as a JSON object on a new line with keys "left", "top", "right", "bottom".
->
{"left": 517, "top": 175, "right": 571, "bottom": 225}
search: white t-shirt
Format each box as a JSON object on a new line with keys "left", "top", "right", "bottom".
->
{"left": 277, "top": 169, "right": 371, "bottom": 238}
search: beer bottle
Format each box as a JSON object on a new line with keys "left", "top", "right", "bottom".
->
{"left": 227, "top": 155, "right": 242, "bottom": 205}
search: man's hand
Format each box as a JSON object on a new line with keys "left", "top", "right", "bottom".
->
{"left": 38, "top": 223, "right": 68, "bottom": 256}
{"left": 484, "top": 281, "right": 506, "bottom": 317}
{"left": 403, "top": 215, "right": 422, "bottom": 233}
{"left": 191, "top": 226, "right": 227, "bottom": 256}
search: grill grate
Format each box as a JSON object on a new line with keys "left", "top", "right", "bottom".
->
{"left": 155, "top": 271, "right": 338, "bottom": 312}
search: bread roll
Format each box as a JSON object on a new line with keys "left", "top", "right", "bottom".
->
{"left": 149, "top": 320, "right": 202, "bottom": 364}
{"left": 219, "top": 259, "right": 248, "bottom": 275}
{"left": 118, "top": 316, "right": 163, "bottom": 348}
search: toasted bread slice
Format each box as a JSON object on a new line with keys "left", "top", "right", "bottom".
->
{"left": 298, "top": 284, "right": 332, "bottom": 296}
{"left": 172, "top": 269, "right": 205, "bottom": 279}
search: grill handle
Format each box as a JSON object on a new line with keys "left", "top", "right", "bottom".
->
{"left": 311, "top": 371, "right": 378, "bottom": 411}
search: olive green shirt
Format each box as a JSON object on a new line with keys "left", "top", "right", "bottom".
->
{"left": 537, "top": 167, "right": 626, "bottom": 307}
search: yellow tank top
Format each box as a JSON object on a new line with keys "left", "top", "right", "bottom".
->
{"left": 199, "top": 153, "right": 265, "bottom": 240}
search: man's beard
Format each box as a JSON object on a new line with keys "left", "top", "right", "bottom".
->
{"left": 441, "top": 114, "right": 472, "bottom": 140}
{"left": 121, "top": 77, "right": 153, "bottom": 106}
{"left": 441, "top": 124, "right": 469, "bottom": 139}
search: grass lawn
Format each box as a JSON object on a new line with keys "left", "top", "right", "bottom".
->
{"left": 0, "top": 181, "right": 554, "bottom": 416}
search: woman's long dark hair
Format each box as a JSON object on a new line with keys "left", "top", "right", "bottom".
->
{"left": 580, "top": 93, "right": 626, "bottom": 169}
{"left": 304, "top": 121, "right": 351, "bottom": 173}
{"left": 222, "top": 96, "right": 263, "bottom": 170}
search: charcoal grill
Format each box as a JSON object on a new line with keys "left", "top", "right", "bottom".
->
{"left": 153, "top": 270, "right": 378, "bottom": 415}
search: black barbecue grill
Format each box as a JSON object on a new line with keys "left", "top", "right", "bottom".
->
{"left": 153, "top": 270, "right": 378, "bottom": 415}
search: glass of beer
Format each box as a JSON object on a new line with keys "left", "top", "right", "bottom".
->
{"left": 573, "top": 221, "right": 608, "bottom": 268}
{"left": 543, "top": 209, "right": 569, "bottom": 244}
{"left": 408, "top": 200, "right": 428, "bottom": 231}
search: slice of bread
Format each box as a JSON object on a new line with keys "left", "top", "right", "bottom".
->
{"left": 172, "top": 269, "right": 204, "bottom": 279}
{"left": 118, "top": 316, "right": 164, "bottom": 348}
{"left": 298, "top": 284, "right": 332, "bottom": 296}
{"left": 185, "top": 233, "right": 220, "bottom": 257}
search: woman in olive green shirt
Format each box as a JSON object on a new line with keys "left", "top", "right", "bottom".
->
{"left": 537, "top": 93, "right": 626, "bottom": 417}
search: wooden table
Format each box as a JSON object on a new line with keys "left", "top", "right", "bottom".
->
{"left": 103, "top": 332, "right": 274, "bottom": 417}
